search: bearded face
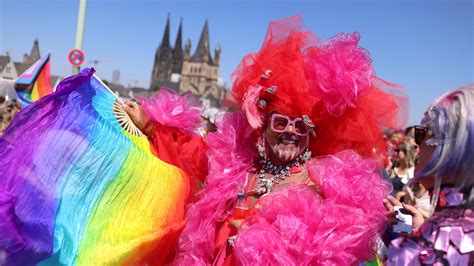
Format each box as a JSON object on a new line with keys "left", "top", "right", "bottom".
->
{"left": 264, "top": 114, "right": 310, "bottom": 164}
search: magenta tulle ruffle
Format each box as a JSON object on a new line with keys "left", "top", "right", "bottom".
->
{"left": 234, "top": 150, "right": 390, "bottom": 265}
{"left": 139, "top": 89, "right": 201, "bottom": 134}
{"left": 305, "top": 32, "right": 374, "bottom": 117}
{"left": 174, "top": 112, "right": 258, "bottom": 265}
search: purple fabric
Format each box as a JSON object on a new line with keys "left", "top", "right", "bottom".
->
{"left": 444, "top": 187, "right": 464, "bottom": 206}
{"left": 0, "top": 69, "right": 95, "bottom": 265}
{"left": 388, "top": 205, "right": 473, "bottom": 265}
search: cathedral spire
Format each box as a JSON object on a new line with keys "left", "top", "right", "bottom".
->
{"left": 174, "top": 18, "right": 183, "bottom": 52}
{"left": 160, "top": 14, "right": 171, "bottom": 48}
{"left": 172, "top": 18, "right": 184, "bottom": 73}
{"left": 190, "top": 19, "right": 212, "bottom": 63}
{"left": 30, "top": 38, "right": 40, "bottom": 61}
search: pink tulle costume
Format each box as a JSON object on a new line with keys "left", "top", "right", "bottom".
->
{"left": 174, "top": 15, "right": 406, "bottom": 265}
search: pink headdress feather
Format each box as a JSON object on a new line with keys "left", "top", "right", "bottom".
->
{"left": 242, "top": 85, "right": 265, "bottom": 129}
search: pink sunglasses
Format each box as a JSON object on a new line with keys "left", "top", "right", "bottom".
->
{"left": 269, "top": 114, "right": 314, "bottom": 136}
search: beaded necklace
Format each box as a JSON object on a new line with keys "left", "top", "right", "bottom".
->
{"left": 254, "top": 144, "right": 311, "bottom": 195}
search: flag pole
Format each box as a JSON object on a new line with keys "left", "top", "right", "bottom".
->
{"left": 72, "top": 0, "right": 87, "bottom": 75}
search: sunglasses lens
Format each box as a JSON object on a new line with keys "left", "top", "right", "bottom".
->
{"left": 272, "top": 116, "right": 289, "bottom": 131}
{"left": 295, "top": 120, "right": 309, "bottom": 135}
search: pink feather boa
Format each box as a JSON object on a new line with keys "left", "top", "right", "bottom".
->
{"left": 174, "top": 112, "right": 390, "bottom": 265}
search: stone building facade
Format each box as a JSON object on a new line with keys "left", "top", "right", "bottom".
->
{"left": 0, "top": 39, "right": 41, "bottom": 80}
{"left": 0, "top": 39, "right": 61, "bottom": 88}
{"left": 150, "top": 16, "right": 225, "bottom": 107}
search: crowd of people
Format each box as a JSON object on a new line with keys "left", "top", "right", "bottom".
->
{"left": 0, "top": 96, "right": 21, "bottom": 133}
{"left": 0, "top": 15, "right": 472, "bottom": 265}
{"left": 383, "top": 127, "right": 432, "bottom": 218}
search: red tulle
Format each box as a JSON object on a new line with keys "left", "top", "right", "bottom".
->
{"left": 310, "top": 81, "right": 408, "bottom": 159}
{"left": 231, "top": 15, "right": 320, "bottom": 121}
{"left": 146, "top": 122, "right": 208, "bottom": 185}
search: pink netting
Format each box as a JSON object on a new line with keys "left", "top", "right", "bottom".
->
{"left": 304, "top": 32, "right": 374, "bottom": 117}
{"left": 139, "top": 89, "right": 201, "bottom": 134}
{"left": 234, "top": 150, "right": 391, "bottom": 265}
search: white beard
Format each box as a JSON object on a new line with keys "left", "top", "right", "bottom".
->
{"left": 271, "top": 143, "right": 300, "bottom": 162}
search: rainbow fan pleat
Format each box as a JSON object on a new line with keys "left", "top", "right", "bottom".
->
{"left": 0, "top": 68, "right": 189, "bottom": 265}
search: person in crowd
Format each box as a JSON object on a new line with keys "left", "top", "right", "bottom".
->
{"left": 0, "top": 98, "right": 21, "bottom": 134}
{"left": 389, "top": 142, "right": 417, "bottom": 198}
{"left": 402, "top": 182, "right": 432, "bottom": 219}
{"left": 0, "top": 112, "right": 5, "bottom": 133}
{"left": 384, "top": 84, "right": 473, "bottom": 265}
{"left": 404, "top": 126, "right": 417, "bottom": 147}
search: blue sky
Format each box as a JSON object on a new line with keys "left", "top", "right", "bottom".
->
{"left": 1, "top": 0, "right": 472, "bottom": 125}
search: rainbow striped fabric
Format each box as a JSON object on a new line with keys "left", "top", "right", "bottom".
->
{"left": 0, "top": 68, "right": 189, "bottom": 265}
{"left": 15, "top": 53, "right": 53, "bottom": 106}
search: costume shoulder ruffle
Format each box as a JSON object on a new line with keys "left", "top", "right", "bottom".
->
{"left": 174, "top": 112, "right": 258, "bottom": 265}
{"left": 234, "top": 150, "right": 390, "bottom": 265}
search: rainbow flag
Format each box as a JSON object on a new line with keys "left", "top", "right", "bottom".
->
{"left": 0, "top": 68, "right": 189, "bottom": 265}
{"left": 15, "top": 53, "right": 53, "bottom": 106}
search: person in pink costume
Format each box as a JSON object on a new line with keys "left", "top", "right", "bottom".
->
{"left": 171, "top": 15, "right": 407, "bottom": 265}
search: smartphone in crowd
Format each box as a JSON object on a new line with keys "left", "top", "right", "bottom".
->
{"left": 393, "top": 206, "right": 413, "bottom": 234}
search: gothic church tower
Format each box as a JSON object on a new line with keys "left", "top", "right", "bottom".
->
{"left": 150, "top": 16, "right": 225, "bottom": 106}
